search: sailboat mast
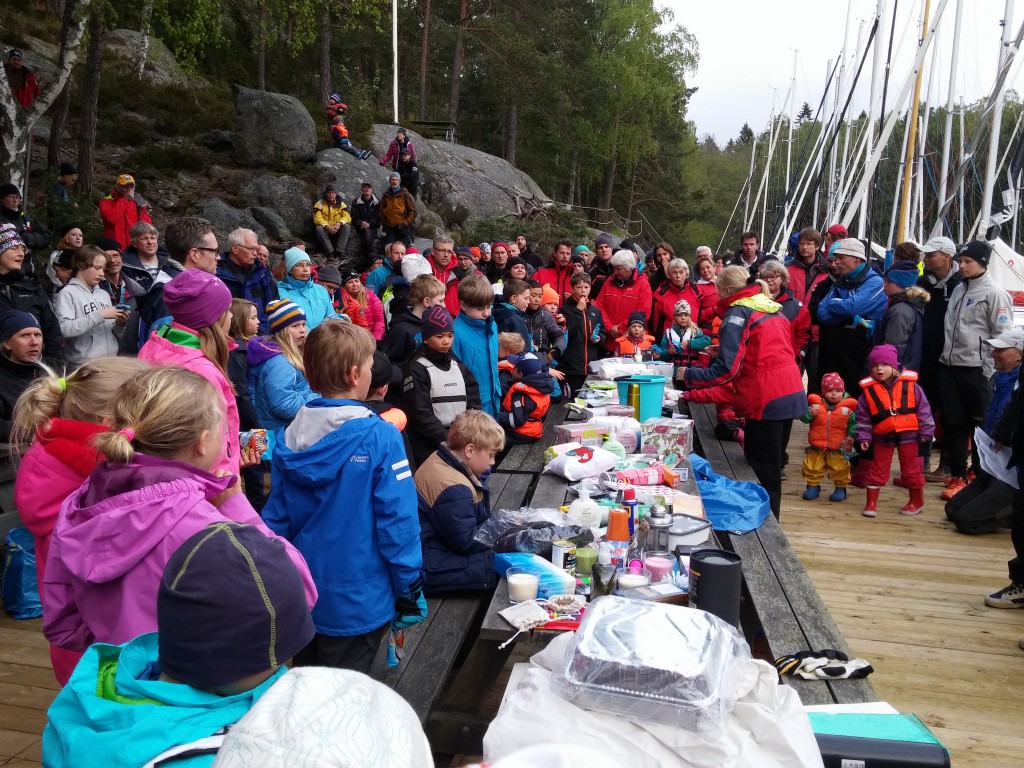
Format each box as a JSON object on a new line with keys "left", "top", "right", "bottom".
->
{"left": 937, "top": 0, "right": 964, "bottom": 236}
{"left": 785, "top": 52, "right": 798, "bottom": 233}
{"left": 979, "top": 0, "right": 1016, "bottom": 239}
{"left": 898, "top": 0, "right": 933, "bottom": 242}
{"left": 814, "top": 58, "right": 833, "bottom": 228}
{"left": 861, "top": 0, "right": 889, "bottom": 238}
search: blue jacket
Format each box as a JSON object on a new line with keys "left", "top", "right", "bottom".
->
{"left": 452, "top": 312, "right": 500, "bottom": 417}
{"left": 414, "top": 444, "right": 495, "bottom": 595}
{"left": 492, "top": 302, "right": 534, "bottom": 352}
{"left": 366, "top": 259, "right": 399, "bottom": 299}
{"left": 985, "top": 366, "right": 1020, "bottom": 434}
{"left": 277, "top": 276, "right": 334, "bottom": 330}
{"left": 247, "top": 337, "right": 318, "bottom": 459}
{"left": 42, "top": 633, "right": 285, "bottom": 768}
{"left": 816, "top": 263, "right": 887, "bottom": 329}
{"left": 217, "top": 259, "right": 279, "bottom": 334}
{"left": 263, "top": 400, "right": 423, "bottom": 636}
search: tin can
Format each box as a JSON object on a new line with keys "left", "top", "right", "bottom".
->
{"left": 551, "top": 539, "right": 577, "bottom": 575}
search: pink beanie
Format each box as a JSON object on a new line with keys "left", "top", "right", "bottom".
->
{"left": 868, "top": 344, "right": 899, "bottom": 369}
{"left": 164, "top": 270, "right": 233, "bottom": 330}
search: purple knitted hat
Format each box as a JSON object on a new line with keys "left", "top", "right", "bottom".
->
{"left": 163, "top": 269, "right": 233, "bottom": 330}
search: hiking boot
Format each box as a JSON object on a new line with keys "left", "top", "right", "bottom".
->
{"left": 925, "top": 465, "right": 950, "bottom": 484}
{"left": 829, "top": 487, "right": 847, "bottom": 502}
{"left": 986, "top": 583, "right": 1024, "bottom": 608}
{"left": 802, "top": 485, "right": 821, "bottom": 500}
{"left": 862, "top": 486, "right": 880, "bottom": 517}
{"left": 940, "top": 477, "right": 968, "bottom": 501}
{"left": 900, "top": 487, "right": 925, "bottom": 515}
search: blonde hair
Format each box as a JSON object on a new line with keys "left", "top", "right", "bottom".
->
{"left": 10, "top": 357, "right": 149, "bottom": 451}
{"left": 195, "top": 311, "right": 232, "bottom": 385}
{"left": 498, "top": 332, "right": 525, "bottom": 355}
{"left": 304, "top": 319, "right": 375, "bottom": 394}
{"left": 94, "top": 367, "right": 223, "bottom": 463}
{"left": 273, "top": 326, "right": 305, "bottom": 374}
{"left": 716, "top": 265, "right": 752, "bottom": 298}
{"left": 457, "top": 274, "right": 493, "bottom": 309}
{"left": 229, "top": 298, "right": 257, "bottom": 341}
{"left": 448, "top": 410, "right": 505, "bottom": 452}
{"left": 346, "top": 279, "right": 368, "bottom": 311}
{"left": 410, "top": 274, "right": 445, "bottom": 304}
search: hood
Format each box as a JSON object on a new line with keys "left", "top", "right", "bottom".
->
{"left": 277, "top": 400, "right": 378, "bottom": 486}
{"left": 457, "top": 312, "right": 494, "bottom": 331}
{"left": 519, "top": 371, "right": 556, "bottom": 394}
{"left": 60, "top": 454, "right": 235, "bottom": 585}
{"left": 889, "top": 290, "right": 928, "bottom": 311}
{"left": 491, "top": 302, "right": 521, "bottom": 322}
{"left": 38, "top": 418, "right": 107, "bottom": 477}
{"left": 836, "top": 262, "right": 875, "bottom": 287}
{"left": 247, "top": 336, "right": 282, "bottom": 367}
{"left": 717, "top": 284, "right": 781, "bottom": 316}
{"left": 282, "top": 274, "right": 314, "bottom": 293}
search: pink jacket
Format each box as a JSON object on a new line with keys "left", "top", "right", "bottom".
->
{"left": 365, "top": 289, "right": 385, "bottom": 340}
{"left": 43, "top": 454, "right": 317, "bottom": 684}
{"left": 138, "top": 326, "right": 241, "bottom": 474}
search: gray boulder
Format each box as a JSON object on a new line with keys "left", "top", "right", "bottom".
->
{"left": 249, "top": 206, "right": 292, "bottom": 241}
{"left": 195, "top": 199, "right": 266, "bottom": 246}
{"left": 233, "top": 86, "right": 316, "bottom": 166}
{"left": 242, "top": 174, "right": 315, "bottom": 237}
{"left": 314, "top": 149, "right": 393, "bottom": 203}
{"left": 105, "top": 30, "right": 191, "bottom": 88}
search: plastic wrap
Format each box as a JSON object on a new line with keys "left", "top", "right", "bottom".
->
{"left": 552, "top": 595, "right": 749, "bottom": 729}
{"left": 475, "top": 507, "right": 594, "bottom": 555}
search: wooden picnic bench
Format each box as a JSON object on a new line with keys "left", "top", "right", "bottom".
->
{"left": 408, "top": 120, "right": 458, "bottom": 144}
{"left": 688, "top": 402, "right": 878, "bottom": 706}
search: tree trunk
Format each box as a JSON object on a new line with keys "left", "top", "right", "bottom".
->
{"left": 47, "top": 81, "right": 72, "bottom": 168}
{"left": 447, "top": 0, "right": 468, "bottom": 124}
{"left": 256, "top": 4, "right": 267, "bottom": 91}
{"left": 504, "top": 101, "right": 517, "bottom": 166}
{"left": 133, "top": 0, "right": 154, "bottom": 79}
{"left": 417, "top": 0, "right": 431, "bottom": 121}
{"left": 568, "top": 152, "right": 578, "bottom": 207}
{"left": 317, "top": 6, "right": 331, "bottom": 105}
{"left": 601, "top": 156, "right": 617, "bottom": 212}
{"left": 0, "top": 0, "right": 90, "bottom": 191}
{"left": 77, "top": 11, "right": 104, "bottom": 197}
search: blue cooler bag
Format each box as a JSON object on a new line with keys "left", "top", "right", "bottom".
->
{"left": 2, "top": 527, "right": 43, "bottom": 619}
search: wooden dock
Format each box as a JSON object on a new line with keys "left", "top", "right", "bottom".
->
{"left": 2, "top": 418, "right": 1023, "bottom": 766}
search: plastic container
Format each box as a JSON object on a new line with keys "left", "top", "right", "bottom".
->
{"left": 615, "top": 566, "right": 652, "bottom": 591}
{"left": 667, "top": 515, "right": 712, "bottom": 550}
{"left": 553, "top": 596, "right": 749, "bottom": 728}
{"left": 568, "top": 482, "right": 602, "bottom": 529}
{"left": 614, "top": 375, "right": 668, "bottom": 422}
{"left": 646, "top": 361, "right": 674, "bottom": 380}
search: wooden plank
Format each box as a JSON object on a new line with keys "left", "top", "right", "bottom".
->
{"left": 529, "top": 473, "right": 569, "bottom": 509}
{"left": 490, "top": 472, "right": 533, "bottom": 514}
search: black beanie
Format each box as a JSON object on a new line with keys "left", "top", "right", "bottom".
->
{"left": 93, "top": 236, "right": 122, "bottom": 253}
{"left": 157, "top": 522, "right": 314, "bottom": 690}
{"left": 955, "top": 240, "right": 992, "bottom": 269}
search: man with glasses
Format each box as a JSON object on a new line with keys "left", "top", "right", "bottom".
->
{"left": 99, "top": 173, "right": 152, "bottom": 251}
{"left": 217, "top": 227, "right": 279, "bottom": 333}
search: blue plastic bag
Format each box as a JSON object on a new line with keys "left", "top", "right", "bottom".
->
{"left": 689, "top": 454, "right": 770, "bottom": 533}
{"left": 2, "top": 527, "right": 43, "bottom": 619}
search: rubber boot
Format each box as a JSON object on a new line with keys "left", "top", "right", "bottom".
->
{"left": 863, "top": 486, "right": 880, "bottom": 517}
{"left": 802, "top": 485, "right": 821, "bottom": 500}
{"left": 900, "top": 487, "right": 925, "bottom": 516}
{"left": 828, "top": 486, "right": 847, "bottom": 502}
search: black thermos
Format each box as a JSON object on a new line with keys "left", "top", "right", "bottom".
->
{"left": 688, "top": 548, "right": 742, "bottom": 627}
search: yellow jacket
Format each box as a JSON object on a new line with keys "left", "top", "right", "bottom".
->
{"left": 313, "top": 198, "right": 351, "bottom": 227}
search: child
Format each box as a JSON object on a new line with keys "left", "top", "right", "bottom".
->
{"left": 614, "top": 311, "right": 661, "bottom": 358}
{"left": 264, "top": 321, "right": 424, "bottom": 673}
{"left": 343, "top": 270, "right": 385, "bottom": 340}
{"left": 43, "top": 522, "right": 315, "bottom": 768}
{"left": 498, "top": 352, "right": 555, "bottom": 444}
{"left": 12, "top": 356, "right": 147, "bottom": 683}
{"left": 405, "top": 306, "right": 482, "bottom": 466}
{"left": 855, "top": 344, "right": 934, "bottom": 517}
{"left": 54, "top": 245, "right": 127, "bottom": 367}
{"left": 799, "top": 372, "right": 857, "bottom": 502}
{"left": 277, "top": 247, "right": 334, "bottom": 329}
{"left": 497, "top": 331, "right": 526, "bottom": 392}
{"left": 452, "top": 274, "right": 501, "bottom": 417}
{"left": 43, "top": 366, "right": 316, "bottom": 684}
{"left": 662, "top": 299, "right": 711, "bottom": 374}
{"left": 329, "top": 114, "right": 372, "bottom": 160}
{"left": 559, "top": 272, "right": 606, "bottom": 395}
{"left": 364, "top": 349, "right": 416, "bottom": 470}
{"left": 415, "top": 410, "right": 504, "bottom": 595}
{"left": 874, "top": 260, "right": 931, "bottom": 371}
{"left": 227, "top": 298, "right": 266, "bottom": 512}
{"left": 493, "top": 278, "right": 533, "bottom": 351}
{"left": 380, "top": 273, "right": 446, "bottom": 368}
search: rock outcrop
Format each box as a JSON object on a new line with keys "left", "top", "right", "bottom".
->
{"left": 105, "top": 30, "right": 193, "bottom": 88}
{"left": 242, "top": 174, "right": 315, "bottom": 237}
{"left": 232, "top": 86, "right": 316, "bottom": 166}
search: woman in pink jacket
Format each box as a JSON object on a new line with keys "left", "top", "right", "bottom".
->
{"left": 139, "top": 269, "right": 248, "bottom": 474}
{"left": 43, "top": 366, "right": 317, "bottom": 685}
{"left": 12, "top": 356, "right": 148, "bottom": 683}
{"left": 342, "top": 270, "right": 385, "bottom": 340}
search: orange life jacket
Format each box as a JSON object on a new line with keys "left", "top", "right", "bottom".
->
{"left": 380, "top": 406, "right": 408, "bottom": 431}
{"left": 614, "top": 332, "right": 657, "bottom": 357}
{"left": 859, "top": 371, "right": 920, "bottom": 435}
{"left": 807, "top": 393, "right": 857, "bottom": 450}
{"left": 501, "top": 381, "right": 550, "bottom": 439}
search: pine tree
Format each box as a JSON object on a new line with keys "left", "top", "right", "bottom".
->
{"left": 737, "top": 123, "right": 754, "bottom": 145}
{"left": 797, "top": 101, "right": 813, "bottom": 123}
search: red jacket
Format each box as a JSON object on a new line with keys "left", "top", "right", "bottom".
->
{"left": 594, "top": 269, "right": 653, "bottom": 351}
{"left": 651, "top": 279, "right": 701, "bottom": 335}
{"left": 430, "top": 256, "right": 461, "bottom": 315}
{"left": 787, "top": 253, "right": 829, "bottom": 342}
{"left": 98, "top": 190, "right": 152, "bottom": 250}
{"left": 694, "top": 281, "right": 719, "bottom": 332}
{"left": 533, "top": 261, "right": 574, "bottom": 303}
{"left": 6, "top": 66, "right": 40, "bottom": 108}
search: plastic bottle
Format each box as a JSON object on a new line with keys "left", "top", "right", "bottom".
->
{"left": 605, "top": 509, "right": 631, "bottom": 568}
{"left": 590, "top": 544, "right": 618, "bottom": 598}
{"left": 568, "top": 482, "right": 603, "bottom": 528}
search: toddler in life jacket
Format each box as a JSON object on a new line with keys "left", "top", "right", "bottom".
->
{"left": 799, "top": 372, "right": 857, "bottom": 503}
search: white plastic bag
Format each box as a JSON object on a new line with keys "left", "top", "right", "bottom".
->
{"left": 543, "top": 442, "right": 619, "bottom": 481}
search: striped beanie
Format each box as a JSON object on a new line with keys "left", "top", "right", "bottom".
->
{"left": 266, "top": 299, "right": 306, "bottom": 334}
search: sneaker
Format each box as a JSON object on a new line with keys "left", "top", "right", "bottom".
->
{"left": 925, "top": 466, "right": 950, "bottom": 484}
{"left": 986, "top": 583, "right": 1024, "bottom": 608}
{"left": 940, "top": 477, "right": 967, "bottom": 501}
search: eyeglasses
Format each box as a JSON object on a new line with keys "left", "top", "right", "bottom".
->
{"left": 235, "top": 244, "right": 260, "bottom": 252}
{"left": 194, "top": 246, "right": 219, "bottom": 255}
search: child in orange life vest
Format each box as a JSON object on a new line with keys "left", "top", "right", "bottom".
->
{"left": 329, "top": 114, "right": 372, "bottom": 160}
{"left": 364, "top": 350, "right": 416, "bottom": 472}
{"left": 614, "top": 311, "right": 662, "bottom": 358}
{"left": 663, "top": 299, "right": 711, "bottom": 376}
{"left": 855, "top": 344, "right": 935, "bottom": 517}
{"left": 498, "top": 352, "right": 555, "bottom": 445}
{"left": 799, "top": 372, "right": 857, "bottom": 502}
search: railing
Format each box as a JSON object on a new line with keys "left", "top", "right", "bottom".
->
{"left": 564, "top": 203, "right": 665, "bottom": 249}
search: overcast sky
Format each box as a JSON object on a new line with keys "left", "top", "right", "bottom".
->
{"left": 663, "top": 0, "right": 1021, "bottom": 143}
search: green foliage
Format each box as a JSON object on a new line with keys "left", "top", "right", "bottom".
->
{"left": 123, "top": 143, "right": 208, "bottom": 176}
{"left": 96, "top": 72, "right": 233, "bottom": 141}
{"left": 464, "top": 209, "right": 590, "bottom": 257}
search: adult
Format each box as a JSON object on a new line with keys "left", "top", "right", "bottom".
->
{"left": 380, "top": 172, "right": 416, "bottom": 246}
{"left": 276, "top": 248, "right": 334, "bottom": 330}
{"left": 98, "top": 174, "right": 152, "bottom": 251}
{"left": 594, "top": 250, "right": 653, "bottom": 353}
{"left": 0, "top": 225, "right": 62, "bottom": 366}
{"left": 428, "top": 235, "right": 460, "bottom": 315}
{"left": 350, "top": 181, "right": 381, "bottom": 258}
{"left": 693, "top": 250, "right": 719, "bottom": 333}
{"left": 504, "top": 256, "right": 529, "bottom": 282}
{"left": 650, "top": 258, "right": 700, "bottom": 335}
{"left": 216, "top": 228, "right": 279, "bottom": 335}
{"left": 516, "top": 234, "right": 541, "bottom": 270}
{"left": 533, "top": 239, "right": 575, "bottom": 302}
{"left": 485, "top": 242, "right": 511, "bottom": 284}
{"left": 0, "top": 311, "right": 45, "bottom": 441}
{"left": 122, "top": 221, "right": 177, "bottom": 284}
{"left": 874, "top": 261, "right": 929, "bottom": 372}
{"left": 366, "top": 240, "right": 405, "bottom": 298}
{"left": 822, "top": 223, "right": 847, "bottom": 255}
{"left": 916, "top": 235, "right": 964, "bottom": 481}
{"left": 4, "top": 49, "right": 40, "bottom": 108}
{"left": 380, "top": 126, "right": 416, "bottom": 170}
{"left": 51, "top": 162, "right": 78, "bottom": 209}
{"left": 812, "top": 238, "right": 887, "bottom": 397}
{"left": 946, "top": 329, "right": 1022, "bottom": 534}
{"left": 646, "top": 242, "right": 675, "bottom": 294}
{"left": 97, "top": 237, "right": 135, "bottom": 309}
{"left": 682, "top": 265, "right": 806, "bottom": 519}
{"left": 937, "top": 240, "right": 1013, "bottom": 499}
{"left": 588, "top": 233, "right": 616, "bottom": 298}
{"left": 44, "top": 224, "right": 83, "bottom": 292}
{"left": 787, "top": 227, "right": 830, "bottom": 378}
{"left": 758, "top": 260, "right": 811, "bottom": 364}
{"left": 731, "top": 230, "right": 767, "bottom": 278}
{"left": 395, "top": 147, "right": 420, "bottom": 198}
{"left": 574, "top": 244, "right": 594, "bottom": 269}
{"left": 312, "top": 184, "right": 353, "bottom": 263}
{"left": 0, "top": 182, "right": 49, "bottom": 266}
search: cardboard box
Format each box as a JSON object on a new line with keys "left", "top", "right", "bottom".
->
{"left": 554, "top": 422, "right": 610, "bottom": 447}
{"left": 641, "top": 418, "right": 694, "bottom": 461}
